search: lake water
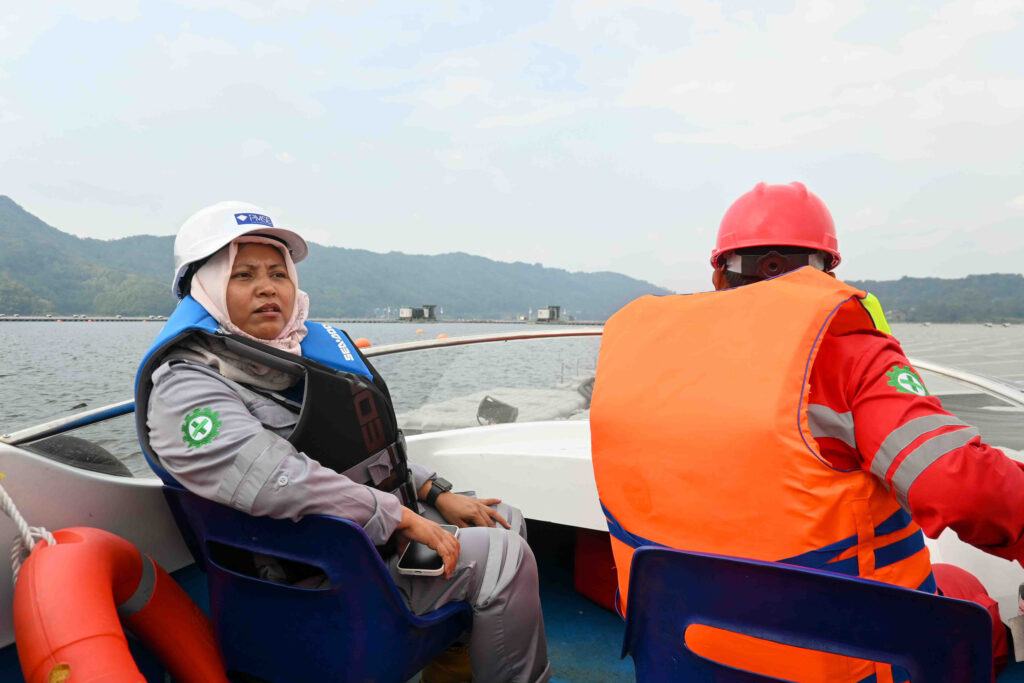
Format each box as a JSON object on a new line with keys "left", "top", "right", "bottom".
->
{"left": 1, "top": 321, "right": 1022, "bottom": 476}
{"left": 0, "top": 321, "right": 541, "bottom": 431}
{"left": 885, "top": 323, "right": 1024, "bottom": 389}
{"left": 0, "top": 321, "right": 603, "bottom": 474}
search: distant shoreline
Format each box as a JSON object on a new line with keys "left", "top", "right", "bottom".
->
{"left": 0, "top": 316, "right": 605, "bottom": 325}
{"left": 0, "top": 317, "right": 1014, "bottom": 326}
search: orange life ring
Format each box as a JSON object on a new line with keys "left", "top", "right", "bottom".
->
{"left": 14, "top": 526, "right": 228, "bottom": 683}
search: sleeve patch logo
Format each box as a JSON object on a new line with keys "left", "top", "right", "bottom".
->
{"left": 886, "top": 365, "right": 929, "bottom": 396}
{"left": 182, "top": 407, "right": 222, "bottom": 449}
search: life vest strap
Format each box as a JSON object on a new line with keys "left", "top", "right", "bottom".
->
{"left": 341, "top": 433, "right": 416, "bottom": 507}
{"left": 601, "top": 502, "right": 666, "bottom": 551}
{"left": 778, "top": 507, "right": 921, "bottom": 576}
{"left": 605, "top": 502, "right": 934, "bottom": 591}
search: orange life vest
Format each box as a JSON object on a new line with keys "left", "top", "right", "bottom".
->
{"left": 591, "top": 267, "right": 934, "bottom": 682}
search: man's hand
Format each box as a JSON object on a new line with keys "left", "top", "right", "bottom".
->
{"left": 396, "top": 508, "right": 460, "bottom": 579}
{"left": 435, "top": 492, "right": 511, "bottom": 530}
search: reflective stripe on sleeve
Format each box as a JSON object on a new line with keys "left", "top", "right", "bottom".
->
{"left": 807, "top": 404, "right": 857, "bottom": 449}
{"left": 892, "top": 426, "right": 980, "bottom": 509}
{"left": 869, "top": 414, "right": 968, "bottom": 483}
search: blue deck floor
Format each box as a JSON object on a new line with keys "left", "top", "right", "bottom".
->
{"left": 532, "top": 522, "right": 634, "bottom": 682}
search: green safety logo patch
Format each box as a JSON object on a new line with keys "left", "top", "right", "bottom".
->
{"left": 886, "top": 365, "right": 929, "bottom": 396}
{"left": 182, "top": 407, "right": 222, "bottom": 449}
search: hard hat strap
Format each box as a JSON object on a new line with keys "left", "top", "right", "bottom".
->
{"left": 724, "top": 250, "right": 825, "bottom": 279}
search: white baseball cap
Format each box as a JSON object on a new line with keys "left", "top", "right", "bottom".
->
{"left": 171, "top": 201, "right": 308, "bottom": 298}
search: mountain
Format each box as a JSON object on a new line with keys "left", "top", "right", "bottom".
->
{"left": 0, "top": 197, "right": 175, "bottom": 316}
{"left": 6, "top": 196, "right": 1022, "bottom": 322}
{"left": 298, "top": 248, "right": 662, "bottom": 319}
{"left": 848, "top": 274, "right": 1024, "bottom": 323}
{"left": 0, "top": 196, "right": 669, "bottom": 319}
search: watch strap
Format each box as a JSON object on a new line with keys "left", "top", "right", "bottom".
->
{"left": 425, "top": 477, "right": 452, "bottom": 507}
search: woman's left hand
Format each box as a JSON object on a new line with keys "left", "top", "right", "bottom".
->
{"left": 435, "top": 493, "right": 511, "bottom": 529}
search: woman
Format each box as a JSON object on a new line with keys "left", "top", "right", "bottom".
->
{"left": 136, "top": 201, "right": 551, "bottom": 683}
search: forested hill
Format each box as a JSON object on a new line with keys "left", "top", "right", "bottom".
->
{"left": 5, "top": 196, "right": 1023, "bottom": 321}
{"left": 0, "top": 196, "right": 670, "bottom": 319}
{"left": 847, "top": 274, "right": 1024, "bottom": 323}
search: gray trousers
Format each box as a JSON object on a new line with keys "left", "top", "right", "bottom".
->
{"left": 390, "top": 501, "right": 551, "bottom": 683}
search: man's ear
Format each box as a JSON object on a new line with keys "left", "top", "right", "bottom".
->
{"left": 712, "top": 268, "right": 728, "bottom": 291}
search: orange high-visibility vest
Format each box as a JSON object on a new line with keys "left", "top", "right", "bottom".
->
{"left": 591, "top": 267, "right": 934, "bottom": 682}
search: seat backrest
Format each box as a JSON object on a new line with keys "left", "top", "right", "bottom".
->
{"left": 622, "top": 547, "right": 992, "bottom": 682}
{"left": 163, "top": 485, "right": 471, "bottom": 683}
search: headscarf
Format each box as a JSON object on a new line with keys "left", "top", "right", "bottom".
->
{"left": 178, "top": 235, "right": 311, "bottom": 390}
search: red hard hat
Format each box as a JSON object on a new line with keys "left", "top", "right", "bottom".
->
{"left": 711, "top": 182, "right": 840, "bottom": 269}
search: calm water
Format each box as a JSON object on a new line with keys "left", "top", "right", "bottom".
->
{"left": 888, "top": 324, "right": 1024, "bottom": 389}
{"left": 1, "top": 320, "right": 1022, "bottom": 476}
{"left": 0, "top": 321, "right": 550, "bottom": 431}
{"left": 0, "top": 321, "right": 601, "bottom": 475}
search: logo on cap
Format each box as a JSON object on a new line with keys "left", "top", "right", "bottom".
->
{"left": 234, "top": 213, "right": 274, "bottom": 227}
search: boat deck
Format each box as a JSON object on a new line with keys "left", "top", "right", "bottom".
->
{"left": 532, "top": 522, "right": 634, "bottom": 682}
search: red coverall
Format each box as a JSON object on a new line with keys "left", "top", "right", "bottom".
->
{"left": 810, "top": 327, "right": 1020, "bottom": 671}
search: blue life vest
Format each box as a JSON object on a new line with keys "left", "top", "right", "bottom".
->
{"left": 134, "top": 296, "right": 415, "bottom": 505}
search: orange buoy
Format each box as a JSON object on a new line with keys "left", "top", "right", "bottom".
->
{"left": 437, "top": 333, "right": 448, "bottom": 339}
{"left": 14, "top": 527, "right": 228, "bottom": 683}
{"left": 416, "top": 329, "right": 423, "bottom": 334}
{"left": 354, "top": 337, "right": 371, "bottom": 348}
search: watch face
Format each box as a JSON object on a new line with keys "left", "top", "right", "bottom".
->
{"left": 435, "top": 477, "right": 453, "bottom": 492}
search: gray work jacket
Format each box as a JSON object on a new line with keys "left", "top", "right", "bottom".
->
{"left": 146, "top": 359, "right": 435, "bottom": 545}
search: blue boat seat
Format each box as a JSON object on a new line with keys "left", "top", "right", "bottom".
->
{"left": 163, "top": 485, "right": 472, "bottom": 683}
{"left": 622, "top": 546, "right": 993, "bottom": 682}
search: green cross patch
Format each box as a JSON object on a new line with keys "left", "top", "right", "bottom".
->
{"left": 886, "top": 365, "right": 929, "bottom": 396}
{"left": 182, "top": 407, "right": 222, "bottom": 449}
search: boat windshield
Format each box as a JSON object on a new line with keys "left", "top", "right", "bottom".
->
{"left": 914, "top": 364, "right": 1024, "bottom": 457}
{"left": 366, "top": 331, "right": 602, "bottom": 435}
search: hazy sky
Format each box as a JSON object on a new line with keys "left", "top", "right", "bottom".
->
{"left": 2, "top": 1, "right": 1022, "bottom": 293}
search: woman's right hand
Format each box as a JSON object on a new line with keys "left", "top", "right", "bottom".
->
{"left": 396, "top": 507, "right": 460, "bottom": 579}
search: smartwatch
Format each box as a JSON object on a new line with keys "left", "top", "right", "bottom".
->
{"left": 425, "top": 477, "right": 453, "bottom": 507}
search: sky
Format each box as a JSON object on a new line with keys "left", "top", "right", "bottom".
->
{"left": 1, "top": 0, "right": 1023, "bottom": 294}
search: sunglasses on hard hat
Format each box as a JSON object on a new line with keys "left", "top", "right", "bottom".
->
{"left": 727, "top": 250, "right": 827, "bottom": 279}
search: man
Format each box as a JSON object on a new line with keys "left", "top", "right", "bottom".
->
{"left": 591, "top": 182, "right": 1019, "bottom": 681}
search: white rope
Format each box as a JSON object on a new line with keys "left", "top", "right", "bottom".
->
{"left": 0, "top": 479, "right": 55, "bottom": 586}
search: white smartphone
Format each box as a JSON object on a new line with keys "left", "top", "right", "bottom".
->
{"left": 397, "top": 524, "right": 459, "bottom": 576}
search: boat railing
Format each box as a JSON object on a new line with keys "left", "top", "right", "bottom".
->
{"left": 0, "top": 400, "right": 135, "bottom": 446}
{"left": 2, "top": 330, "right": 1021, "bottom": 445}
{"left": 909, "top": 358, "right": 1024, "bottom": 407}
{"left": 360, "top": 327, "right": 604, "bottom": 357}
